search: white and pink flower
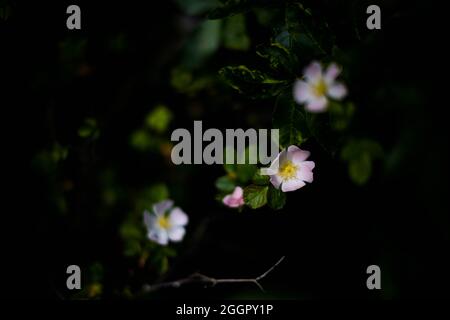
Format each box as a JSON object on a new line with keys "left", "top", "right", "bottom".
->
{"left": 143, "top": 200, "right": 188, "bottom": 246}
{"left": 293, "top": 61, "right": 347, "bottom": 112}
{"left": 223, "top": 186, "right": 244, "bottom": 208}
{"left": 263, "top": 146, "right": 315, "bottom": 192}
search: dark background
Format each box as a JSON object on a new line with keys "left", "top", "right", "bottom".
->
{"left": 2, "top": 0, "right": 449, "bottom": 299}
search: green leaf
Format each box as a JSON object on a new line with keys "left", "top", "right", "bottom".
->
{"left": 136, "top": 184, "right": 170, "bottom": 213}
{"left": 285, "top": 2, "right": 334, "bottom": 56}
{"left": 224, "top": 164, "right": 237, "bottom": 176}
{"left": 171, "top": 67, "right": 215, "bottom": 95}
{"left": 233, "top": 147, "right": 258, "bottom": 183}
{"left": 256, "top": 42, "right": 299, "bottom": 76}
{"left": 341, "top": 139, "right": 383, "bottom": 185}
{"left": 252, "top": 170, "right": 270, "bottom": 185}
{"left": 219, "top": 65, "right": 286, "bottom": 98}
{"left": 223, "top": 14, "right": 250, "bottom": 51}
{"left": 182, "top": 20, "right": 222, "bottom": 69}
{"left": 348, "top": 153, "right": 372, "bottom": 186}
{"left": 171, "top": 67, "right": 193, "bottom": 91}
{"left": 120, "top": 221, "right": 143, "bottom": 257}
{"left": 236, "top": 163, "right": 257, "bottom": 183}
{"left": 78, "top": 118, "right": 100, "bottom": 139}
{"left": 175, "top": 0, "right": 220, "bottom": 15}
{"left": 273, "top": 90, "right": 310, "bottom": 148}
{"left": 207, "top": 0, "right": 265, "bottom": 19}
{"left": 120, "top": 221, "right": 142, "bottom": 240}
{"left": 329, "top": 101, "right": 355, "bottom": 131}
{"left": 215, "top": 175, "right": 236, "bottom": 192}
{"left": 123, "top": 240, "right": 142, "bottom": 257}
{"left": 364, "top": 141, "right": 383, "bottom": 158}
{"left": 268, "top": 186, "right": 286, "bottom": 210}
{"left": 244, "top": 185, "right": 268, "bottom": 209}
{"left": 341, "top": 139, "right": 383, "bottom": 161}
{"left": 130, "top": 129, "right": 153, "bottom": 151}
{"left": 147, "top": 184, "right": 170, "bottom": 204}
{"left": 254, "top": 6, "right": 283, "bottom": 27}
{"left": 50, "top": 143, "right": 69, "bottom": 162}
{"left": 273, "top": 95, "right": 344, "bottom": 154}
{"left": 145, "top": 105, "right": 173, "bottom": 133}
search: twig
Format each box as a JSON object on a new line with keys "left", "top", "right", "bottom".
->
{"left": 143, "top": 256, "right": 285, "bottom": 293}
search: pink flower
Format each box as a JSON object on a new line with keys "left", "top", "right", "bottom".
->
{"left": 293, "top": 61, "right": 347, "bottom": 112}
{"left": 263, "top": 146, "right": 315, "bottom": 192}
{"left": 223, "top": 186, "right": 245, "bottom": 208}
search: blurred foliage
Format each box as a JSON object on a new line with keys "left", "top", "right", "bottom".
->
{"left": 176, "top": 0, "right": 220, "bottom": 16}
{"left": 207, "top": 0, "right": 276, "bottom": 19}
{"left": 0, "top": 0, "right": 12, "bottom": 21}
{"left": 223, "top": 14, "right": 250, "bottom": 51}
{"left": 182, "top": 20, "right": 222, "bottom": 69}
{"left": 21, "top": 0, "right": 443, "bottom": 299}
{"left": 130, "top": 105, "right": 173, "bottom": 154}
{"left": 341, "top": 138, "right": 383, "bottom": 185}
{"left": 78, "top": 118, "right": 100, "bottom": 140}
{"left": 145, "top": 105, "right": 173, "bottom": 133}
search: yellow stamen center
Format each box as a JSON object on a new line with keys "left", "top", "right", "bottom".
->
{"left": 312, "top": 79, "right": 327, "bottom": 97}
{"left": 279, "top": 161, "right": 298, "bottom": 180}
{"left": 157, "top": 215, "right": 171, "bottom": 229}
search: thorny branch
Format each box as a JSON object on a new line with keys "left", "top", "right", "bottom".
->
{"left": 143, "top": 256, "right": 285, "bottom": 293}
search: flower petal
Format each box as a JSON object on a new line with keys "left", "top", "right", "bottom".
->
{"left": 148, "top": 228, "right": 169, "bottom": 245}
{"left": 222, "top": 195, "right": 235, "bottom": 208}
{"left": 223, "top": 195, "right": 239, "bottom": 207}
{"left": 301, "top": 160, "right": 315, "bottom": 171}
{"left": 287, "top": 145, "right": 301, "bottom": 153}
{"left": 289, "top": 148, "right": 310, "bottom": 164}
{"left": 223, "top": 187, "right": 245, "bottom": 208}
{"left": 304, "top": 61, "right": 322, "bottom": 82}
{"left": 324, "top": 63, "right": 341, "bottom": 83}
{"left": 281, "top": 179, "right": 306, "bottom": 192}
{"left": 327, "top": 83, "right": 347, "bottom": 100}
{"left": 143, "top": 210, "right": 156, "bottom": 229}
{"left": 153, "top": 200, "right": 173, "bottom": 216}
{"left": 169, "top": 207, "right": 188, "bottom": 227}
{"left": 297, "top": 167, "right": 314, "bottom": 183}
{"left": 293, "top": 80, "right": 313, "bottom": 104}
{"left": 270, "top": 174, "right": 283, "bottom": 189}
{"left": 168, "top": 227, "right": 186, "bottom": 242}
{"left": 264, "top": 154, "right": 281, "bottom": 175}
{"left": 278, "top": 149, "right": 288, "bottom": 165}
{"left": 232, "top": 186, "right": 243, "bottom": 199}
{"left": 305, "top": 96, "right": 328, "bottom": 112}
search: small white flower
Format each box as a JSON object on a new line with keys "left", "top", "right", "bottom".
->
{"left": 263, "top": 145, "right": 315, "bottom": 192}
{"left": 143, "top": 200, "right": 188, "bottom": 246}
{"left": 293, "top": 61, "right": 347, "bottom": 112}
